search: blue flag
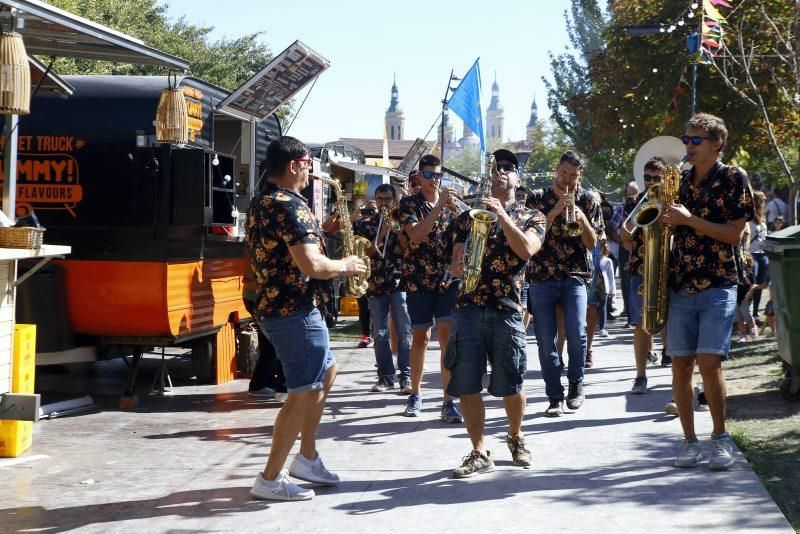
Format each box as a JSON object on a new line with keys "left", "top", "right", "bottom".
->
{"left": 447, "top": 58, "right": 485, "bottom": 153}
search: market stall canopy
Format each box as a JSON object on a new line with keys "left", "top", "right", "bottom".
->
{"left": 1, "top": 0, "right": 189, "bottom": 69}
{"left": 333, "top": 161, "right": 407, "bottom": 179}
{"left": 217, "top": 40, "right": 329, "bottom": 122}
{"left": 29, "top": 55, "right": 73, "bottom": 97}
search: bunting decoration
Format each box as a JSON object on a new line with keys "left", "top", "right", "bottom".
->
{"left": 699, "top": 0, "right": 732, "bottom": 63}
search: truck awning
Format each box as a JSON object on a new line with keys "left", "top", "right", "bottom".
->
{"left": 29, "top": 56, "right": 73, "bottom": 97}
{"left": 216, "top": 40, "right": 329, "bottom": 122}
{"left": 332, "top": 161, "right": 407, "bottom": 179}
{"left": 2, "top": 0, "right": 189, "bottom": 70}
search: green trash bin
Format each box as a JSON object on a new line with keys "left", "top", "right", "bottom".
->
{"left": 765, "top": 224, "right": 800, "bottom": 400}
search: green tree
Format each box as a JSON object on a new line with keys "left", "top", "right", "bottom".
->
{"left": 542, "top": 0, "right": 607, "bottom": 155}
{"left": 45, "top": 0, "right": 274, "bottom": 92}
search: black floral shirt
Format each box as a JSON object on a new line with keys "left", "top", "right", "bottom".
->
{"left": 246, "top": 181, "right": 333, "bottom": 319}
{"left": 353, "top": 216, "right": 401, "bottom": 297}
{"left": 669, "top": 162, "right": 754, "bottom": 293}
{"left": 398, "top": 192, "right": 454, "bottom": 293}
{"left": 624, "top": 192, "right": 646, "bottom": 277}
{"left": 452, "top": 203, "right": 546, "bottom": 312}
{"left": 525, "top": 186, "right": 604, "bottom": 284}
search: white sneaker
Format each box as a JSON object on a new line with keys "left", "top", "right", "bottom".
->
{"left": 709, "top": 436, "right": 735, "bottom": 470}
{"left": 274, "top": 392, "right": 288, "bottom": 403}
{"left": 597, "top": 329, "right": 610, "bottom": 337}
{"left": 250, "top": 471, "right": 314, "bottom": 501}
{"left": 288, "top": 452, "right": 340, "bottom": 485}
{"left": 674, "top": 439, "right": 702, "bottom": 468}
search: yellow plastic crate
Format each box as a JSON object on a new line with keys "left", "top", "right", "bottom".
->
{"left": 0, "top": 420, "right": 32, "bottom": 458}
{"left": 339, "top": 296, "right": 359, "bottom": 317}
{"left": 13, "top": 324, "right": 36, "bottom": 394}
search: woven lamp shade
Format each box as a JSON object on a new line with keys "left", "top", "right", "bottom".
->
{"left": 0, "top": 32, "right": 30, "bottom": 115}
{"left": 155, "top": 87, "right": 188, "bottom": 145}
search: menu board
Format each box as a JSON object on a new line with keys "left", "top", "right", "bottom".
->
{"left": 217, "top": 40, "right": 330, "bottom": 122}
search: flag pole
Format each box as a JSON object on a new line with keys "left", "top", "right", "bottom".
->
{"left": 440, "top": 68, "right": 455, "bottom": 161}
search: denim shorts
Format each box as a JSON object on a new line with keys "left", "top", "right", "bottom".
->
{"left": 406, "top": 284, "right": 458, "bottom": 330}
{"left": 444, "top": 307, "right": 527, "bottom": 398}
{"left": 258, "top": 307, "right": 335, "bottom": 393}
{"left": 628, "top": 274, "right": 644, "bottom": 326}
{"left": 666, "top": 286, "right": 737, "bottom": 359}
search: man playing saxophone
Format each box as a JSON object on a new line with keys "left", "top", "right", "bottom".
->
{"left": 661, "top": 113, "right": 754, "bottom": 470}
{"left": 398, "top": 154, "right": 462, "bottom": 421}
{"left": 526, "top": 150, "right": 602, "bottom": 417}
{"left": 621, "top": 157, "right": 668, "bottom": 396}
{"left": 353, "top": 184, "right": 413, "bottom": 393}
{"left": 247, "top": 137, "right": 366, "bottom": 501}
{"left": 446, "top": 149, "right": 545, "bottom": 477}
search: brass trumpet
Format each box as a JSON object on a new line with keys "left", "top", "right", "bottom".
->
{"left": 563, "top": 185, "right": 584, "bottom": 237}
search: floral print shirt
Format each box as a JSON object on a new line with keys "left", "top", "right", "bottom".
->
{"left": 398, "top": 192, "right": 454, "bottom": 293}
{"left": 246, "top": 181, "right": 333, "bottom": 320}
{"left": 525, "top": 186, "right": 604, "bottom": 284}
{"left": 353, "top": 216, "right": 401, "bottom": 297}
{"left": 624, "top": 191, "right": 646, "bottom": 277}
{"left": 669, "top": 162, "right": 754, "bottom": 293}
{"left": 452, "top": 203, "right": 546, "bottom": 312}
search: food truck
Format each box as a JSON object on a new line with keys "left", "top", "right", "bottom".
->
{"left": 6, "top": 41, "right": 330, "bottom": 398}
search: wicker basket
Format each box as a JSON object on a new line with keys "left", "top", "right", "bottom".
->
{"left": 0, "top": 227, "right": 44, "bottom": 249}
{"left": 155, "top": 87, "right": 188, "bottom": 145}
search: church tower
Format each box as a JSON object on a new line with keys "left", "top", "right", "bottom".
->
{"left": 439, "top": 110, "right": 455, "bottom": 147}
{"left": 485, "top": 74, "right": 504, "bottom": 142}
{"left": 526, "top": 94, "right": 540, "bottom": 143}
{"left": 384, "top": 74, "right": 404, "bottom": 140}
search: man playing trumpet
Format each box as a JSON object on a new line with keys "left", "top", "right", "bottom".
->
{"left": 398, "top": 154, "right": 462, "bottom": 422}
{"left": 526, "top": 151, "right": 603, "bottom": 417}
{"left": 446, "top": 149, "right": 545, "bottom": 477}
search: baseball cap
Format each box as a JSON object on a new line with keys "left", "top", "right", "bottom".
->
{"left": 492, "top": 149, "right": 519, "bottom": 169}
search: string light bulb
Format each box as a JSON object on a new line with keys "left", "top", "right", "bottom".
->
{"left": 691, "top": 2, "right": 699, "bottom": 9}
{"left": 678, "top": 19, "right": 685, "bottom": 26}
{"left": 212, "top": 153, "right": 219, "bottom": 166}
{"left": 688, "top": 11, "right": 695, "bottom": 18}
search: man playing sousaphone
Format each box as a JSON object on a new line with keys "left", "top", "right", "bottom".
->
{"left": 526, "top": 151, "right": 603, "bottom": 417}
{"left": 446, "top": 149, "right": 546, "bottom": 477}
{"left": 662, "top": 113, "right": 754, "bottom": 470}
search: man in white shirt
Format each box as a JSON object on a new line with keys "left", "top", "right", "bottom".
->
{"left": 765, "top": 189, "right": 788, "bottom": 230}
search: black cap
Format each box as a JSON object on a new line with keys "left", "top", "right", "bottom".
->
{"left": 492, "top": 149, "right": 519, "bottom": 169}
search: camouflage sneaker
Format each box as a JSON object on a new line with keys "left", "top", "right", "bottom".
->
{"left": 506, "top": 435, "right": 533, "bottom": 466}
{"left": 452, "top": 450, "right": 495, "bottom": 479}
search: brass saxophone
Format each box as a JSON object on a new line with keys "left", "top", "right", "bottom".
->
{"left": 315, "top": 176, "right": 371, "bottom": 297}
{"left": 461, "top": 156, "right": 499, "bottom": 294}
{"left": 635, "top": 163, "right": 681, "bottom": 335}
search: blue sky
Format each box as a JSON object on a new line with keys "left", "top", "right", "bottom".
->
{"left": 164, "top": 0, "right": 574, "bottom": 144}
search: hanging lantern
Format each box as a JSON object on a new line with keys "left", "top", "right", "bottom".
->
{"left": 155, "top": 73, "right": 188, "bottom": 145}
{"left": 0, "top": 32, "right": 30, "bottom": 115}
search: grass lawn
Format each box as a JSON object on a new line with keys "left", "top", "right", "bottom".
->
{"left": 725, "top": 336, "right": 800, "bottom": 531}
{"left": 328, "top": 317, "right": 362, "bottom": 342}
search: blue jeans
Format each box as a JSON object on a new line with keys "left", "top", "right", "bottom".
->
{"left": 259, "top": 308, "right": 335, "bottom": 393}
{"left": 369, "top": 292, "right": 412, "bottom": 381}
{"left": 666, "top": 286, "right": 737, "bottom": 359}
{"left": 751, "top": 252, "right": 768, "bottom": 317}
{"left": 531, "top": 277, "right": 588, "bottom": 399}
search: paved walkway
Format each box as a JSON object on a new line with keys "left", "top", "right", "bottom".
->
{"left": 0, "top": 317, "right": 793, "bottom": 533}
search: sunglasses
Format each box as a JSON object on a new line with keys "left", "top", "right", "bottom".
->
{"left": 375, "top": 195, "right": 394, "bottom": 201}
{"left": 293, "top": 156, "right": 312, "bottom": 168}
{"left": 496, "top": 163, "right": 518, "bottom": 173}
{"left": 681, "top": 135, "right": 713, "bottom": 145}
{"left": 421, "top": 170, "right": 444, "bottom": 180}
{"left": 643, "top": 173, "right": 662, "bottom": 182}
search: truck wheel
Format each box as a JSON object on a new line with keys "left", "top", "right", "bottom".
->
{"left": 192, "top": 337, "right": 216, "bottom": 384}
{"left": 779, "top": 377, "right": 800, "bottom": 402}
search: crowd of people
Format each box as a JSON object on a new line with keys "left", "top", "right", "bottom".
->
{"left": 243, "top": 112, "right": 770, "bottom": 502}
